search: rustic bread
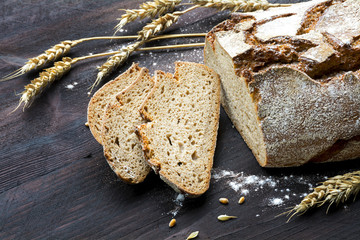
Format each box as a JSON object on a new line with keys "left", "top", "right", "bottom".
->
{"left": 101, "top": 68, "right": 153, "bottom": 184}
{"left": 138, "top": 62, "right": 220, "bottom": 197}
{"left": 204, "top": 0, "right": 360, "bottom": 167}
{"left": 87, "top": 63, "right": 143, "bottom": 144}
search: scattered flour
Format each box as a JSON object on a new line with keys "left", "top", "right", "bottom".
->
{"left": 169, "top": 193, "right": 185, "bottom": 217}
{"left": 212, "top": 168, "right": 326, "bottom": 207}
{"left": 65, "top": 82, "right": 78, "bottom": 90}
{"left": 269, "top": 198, "right": 284, "bottom": 206}
{"left": 65, "top": 84, "right": 74, "bottom": 89}
{"left": 212, "top": 169, "right": 277, "bottom": 195}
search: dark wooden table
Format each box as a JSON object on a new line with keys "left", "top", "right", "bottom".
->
{"left": 1, "top": 1, "right": 360, "bottom": 239}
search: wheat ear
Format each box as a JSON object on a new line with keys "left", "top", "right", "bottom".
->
{"left": 115, "top": 0, "right": 182, "bottom": 33}
{"left": 13, "top": 57, "right": 75, "bottom": 111}
{"left": 283, "top": 171, "right": 360, "bottom": 221}
{"left": 191, "top": 0, "right": 270, "bottom": 12}
{"left": 92, "top": 41, "right": 144, "bottom": 92}
{"left": 1, "top": 41, "right": 78, "bottom": 82}
{"left": 138, "top": 5, "right": 199, "bottom": 40}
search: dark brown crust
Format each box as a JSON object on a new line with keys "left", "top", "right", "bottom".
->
{"left": 210, "top": 0, "right": 360, "bottom": 80}
{"left": 296, "top": 0, "right": 333, "bottom": 35}
{"left": 310, "top": 135, "right": 360, "bottom": 163}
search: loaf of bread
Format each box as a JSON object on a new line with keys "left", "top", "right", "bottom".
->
{"left": 87, "top": 63, "right": 143, "bottom": 144}
{"left": 101, "top": 68, "right": 153, "bottom": 184}
{"left": 138, "top": 62, "right": 220, "bottom": 196}
{"left": 204, "top": 0, "right": 360, "bottom": 167}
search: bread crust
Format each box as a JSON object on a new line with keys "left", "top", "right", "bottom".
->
{"left": 204, "top": 0, "right": 360, "bottom": 167}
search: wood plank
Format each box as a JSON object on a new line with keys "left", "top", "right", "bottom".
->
{"left": 1, "top": 0, "right": 360, "bottom": 239}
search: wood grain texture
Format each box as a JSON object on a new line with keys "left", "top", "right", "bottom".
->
{"left": 0, "top": 0, "right": 359, "bottom": 239}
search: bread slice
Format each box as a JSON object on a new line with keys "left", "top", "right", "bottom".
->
{"left": 138, "top": 62, "right": 221, "bottom": 197}
{"left": 101, "top": 68, "right": 154, "bottom": 184}
{"left": 87, "top": 63, "right": 143, "bottom": 144}
{"left": 204, "top": 0, "right": 360, "bottom": 167}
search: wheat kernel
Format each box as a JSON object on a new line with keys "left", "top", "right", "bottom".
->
{"left": 85, "top": 122, "right": 89, "bottom": 127}
{"left": 169, "top": 218, "right": 176, "bottom": 228}
{"left": 238, "top": 196, "right": 245, "bottom": 204}
{"left": 217, "top": 214, "right": 237, "bottom": 221}
{"left": 219, "top": 198, "right": 229, "bottom": 204}
{"left": 186, "top": 231, "right": 199, "bottom": 239}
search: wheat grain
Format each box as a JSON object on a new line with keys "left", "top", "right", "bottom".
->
{"left": 186, "top": 231, "right": 199, "bottom": 239}
{"left": 217, "top": 214, "right": 237, "bottom": 221}
{"left": 284, "top": 171, "right": 360, "bottom": 221}
{"left": 219, "top": 198, "right": 229, "bottom": 204}
{"left": 14, "top": 57, "right": 74, "bottom": 111}
{"left": 191, "top": 0, "right": 270, "bottom": 12}
{"left": 115, "top": 0, "right": 182, "bottom": 32}
{"left": 168, "top": 218, "right": 176, "bottom": 227}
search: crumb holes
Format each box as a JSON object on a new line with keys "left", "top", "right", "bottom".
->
{"left": 126, "top": 98, "right": 131, "bottom": 103}
{"left": 160, "top": 86, "right": 165, "bottom": 94}
{"left": 188, "top": 135, "right": 192, "bottom": 140}
{"left": 186, "top": 90, "right": 190, "bottom": 95}
{"left": 166, "top": 134, "right": 172, "bottom": 146}
{"left": 144, "top": 106, "right": 148, "bottom": 112}
{"left": 131, "top": 143, "right": 136, "bottom": 149}
{"left": 191, "top": 140, "right": 195, "bottom": 145}
{"left": 167, "top": 151, "right": 170, "bottom": 156}
{"left": 115, "top": 137, "right": 120, "bottom": 146}
{"left": 191, "top": 151, "right": 199, "bottom": 161}
{"left": 179, "top": 142, "right": 184, "bottom": 152}
{"left": 177, "top": 162, "right": 183, "bottom": 166}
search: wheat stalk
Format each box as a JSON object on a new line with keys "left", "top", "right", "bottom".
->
{"left": 1, "top": 33, "right": 206, "bottom": 82}
{"left": 191, "top": 0, "right": 270, "bottom": 12}
{"left": 283, "top": 171, "right": 360, "bottom": 221}
{"left": 115, "top": 0, "right": 182, "bottom": 33}
{"left": 11, "top": 40, "right": 205, "bottom": 111}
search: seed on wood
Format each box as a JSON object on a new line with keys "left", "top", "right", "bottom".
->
{"left": 186, "top": 231, "right": 199, "bottom": 239}
{"left": 217, "top": 214, "right": 237, "bottom": 221}
{"left": 169, "top": 218, "right": 176, "bottom": 228}
{"left": 238, "top": 196, "right": 245, "bottom": 204}
{"left": 219, "top": 198, "right": 229, "bottom": 204}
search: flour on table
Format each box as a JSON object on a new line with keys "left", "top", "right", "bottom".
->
{"left": 169, "top": 193, "right": 185, "bottom": 217}
{"left": 65, "top": 82, "right": 78, "bottom": 90}
{"left": 212, "top": 168, "right": 326, "bottom": 207}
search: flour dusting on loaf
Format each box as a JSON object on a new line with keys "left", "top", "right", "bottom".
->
{"left": 205, "top": 0, "right": 360, "bottom": 167}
